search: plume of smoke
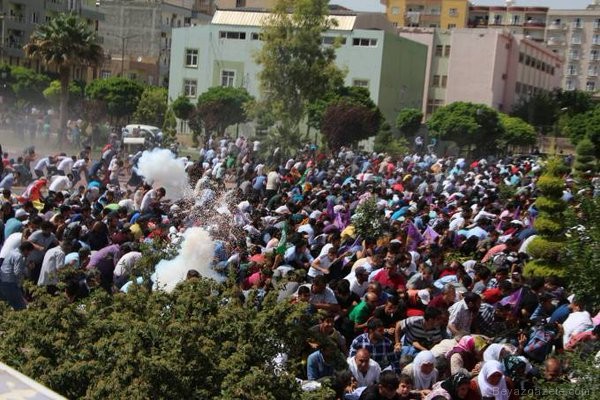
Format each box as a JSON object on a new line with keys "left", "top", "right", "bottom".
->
{"left": 153, "top": 227, "right": 223, "bottom": 292}
{"left": 136, "top": 148, "right": 189, "bottom": 200}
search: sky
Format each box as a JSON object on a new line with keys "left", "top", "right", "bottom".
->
{"left": 331, "top": 0, "right": 595, "bottom": 12}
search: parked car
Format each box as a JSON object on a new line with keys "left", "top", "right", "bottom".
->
{"left": 122, "top": 124, "right": 163, "bottom": 145}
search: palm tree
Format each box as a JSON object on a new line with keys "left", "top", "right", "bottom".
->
{"left": 24, "top": 13, "right": 104, "bottom": 143}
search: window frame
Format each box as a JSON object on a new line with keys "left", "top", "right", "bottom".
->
{"left": 183, "top": 79, "right": 198, "bottom": 98}
{"left": 221, "top": 69, "right": 236, "bottom": 87}
{"left": 184, "top": 48, "right": 199, "bottom": 68}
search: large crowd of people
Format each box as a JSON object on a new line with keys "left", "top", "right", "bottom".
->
{"left": 0, "top": 136, "right": 599, "bottom": 400}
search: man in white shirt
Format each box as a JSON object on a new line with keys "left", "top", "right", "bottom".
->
{"left": 347, "top": 348, "right": 381, "bottom": 388}
{"left": 38, "top": 243, "right": 66, "bottom": 287}
{"left": 33, "top": 156, "right": 55, "bottom": 178}
{"left": 49, "top": 174, "right": 72, "bottom": 193}
{"left": 57, "top": 156, "right": 75, "bottom": 175}
{"left": 344, "top": 266, "right": 370, "bottom": 298}
{"left": 140, "top": 187, "right": 166, "bottom": 213}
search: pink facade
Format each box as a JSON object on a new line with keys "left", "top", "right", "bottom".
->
{"left": 446, "top": 29, "right": 562, "bottom": 112}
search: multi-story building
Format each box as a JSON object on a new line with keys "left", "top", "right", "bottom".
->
{"left": 0, "top": 0, "right": 103, "bottom": 79}
{"left": 544, "top": 3, "right": 600, "bottom": 92}
{"left": 399, "top": 28, "right": 562, "bottom": 117}
{"left": 96, "top": 0, "right": 196, "bottom": 86}
{"left": 380, "top": 0, "right": 469, "bottom": 29}
{"left": 467, "top": 4, "right": 548, "bottom": 42}
{"left": 168, "top": 10, "right": 427, "bottom": 128}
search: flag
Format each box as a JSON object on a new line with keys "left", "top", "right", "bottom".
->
{"left": 423, "top": 226, "right": 440, "bottom": 245}
{"left": 406, "top": 222, "right": 424, "bottom": 251}
{"left": 499, "top": 288, "right": 523, "bottom": 315}
{"left": 276, "top": 225, "right": 287, "bottom": 255}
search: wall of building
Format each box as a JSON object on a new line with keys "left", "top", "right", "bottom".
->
{"left": 168, "top": 20, "right": 426, "bottom": 127}
{"left": 378, "top": 32, "right": 427, "bottom": 122}
{"left": 545, "top": 8, "right": 600, "bottom": 92}
{"left": 445, "top": 30, "right": 501, "bottom": 107}
{"left": 440, "top": 0, "right": 468, "bottom": 29}
{"left": 397, "top": 28, "right": 435, "bottom": 115}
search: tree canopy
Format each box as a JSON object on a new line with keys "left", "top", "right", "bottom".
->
{"left": 255, "top": 0, "right": 345, "bottom": 133}
{"left": 132, "top": 87, "right": 168, "bottom": 127}
{"left": 306, "top": 86, "right": 377, "bottom": 132}
{"left": 395, "top": 108, "right": 423, "bottom": 137}
{"left": 321, "top": 100, "right": 381, "bottom": 149}
{"left": 498, "top": 113, "right": 537, "bottom": 150}
{"left": 86, "top": 77, "right": 145, "bottom": 123}
{"left": 171, "top": 95, "right": 195, "bottom": 121}
{"left": 427, "top": 102, "right": 503, "bottom": 156}
{"left": 195, "top": 86, "right": 253, "bottom": 135}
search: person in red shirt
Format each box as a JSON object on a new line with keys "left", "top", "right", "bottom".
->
{"left": 371, "top": 260, "right": 406, "bottom": 295}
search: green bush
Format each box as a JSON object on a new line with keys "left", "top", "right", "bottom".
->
{"left": 526, "top": 237, "right": 565, "bottom": 262}
{"left": 524, "top": 260, "right": 566, "bottom": 278}
{"left": 534, "top": 197, "right": 568, "bottom": 215}
{"left": 536, "top": 175, "right": 565, "bottom": 198}
{"left": 533, "top": 216, "right": 564, "bottom": 237}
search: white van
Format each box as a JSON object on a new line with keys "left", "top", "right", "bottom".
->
{"left": 122, "top": 124, "right": 163, "bottom": 144}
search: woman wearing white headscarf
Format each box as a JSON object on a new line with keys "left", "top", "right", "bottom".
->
{"left": 483, "top": 343, "right": 516, "bottom": 362}
{"left": 412, "top": 350, "right": 439, "bottom": 390}
{"left": 474, "top": 360, "right": 517, "bottom": 400}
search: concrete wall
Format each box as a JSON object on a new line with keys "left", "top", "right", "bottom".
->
{"left": 398, "top": 29, "right": 435, "bottom": 115}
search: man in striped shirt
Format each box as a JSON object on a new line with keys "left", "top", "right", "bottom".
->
{"left": 394, "top": 307, "right": 445, "bottom": 357}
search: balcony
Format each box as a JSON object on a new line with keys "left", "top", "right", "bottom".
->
{"left": 566, "top": 69, "right": 578, "bottom": 76}
{"left": 592, "top": 40, "right": 600, "bottom": 46}
{"left": 547, "top": 22, "right": 566, "bottom": 30}
{"left": 524, "top": 19, "right": 546, "bottom": 28}
{"left": 569, "top": 54, "right": 580, "bottom": 61}
{"left": 588, "top": 70, "right": 598, "bottom": 77}
{"left": 571, "top": 38, "right": 583, "bottom": 45}
{"left": 547, "top": 37, "right": 565, "bottom": 46}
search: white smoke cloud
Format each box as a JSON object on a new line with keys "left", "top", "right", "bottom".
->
{"left": 136, "top": 148, "right": 189, "bottom": 200}
{"left": 153, "top": 227, "right": 223, "bottom": 292}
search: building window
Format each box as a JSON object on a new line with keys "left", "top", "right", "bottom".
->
{"left": 595, "top": 18, "right": 600, "bottom": 29}
{"left": 251, "top": 32, "right": 263, "bottom": 40}
{"left": 447, "top": 23, "right": 456, "bottom": 29}
{"left": 183, "top": 79, "right": 197, "bottom": 97}
{"left": 185, "top": 49, "right": 198, "bottom": 68}
{"left": 586, "top": 81, "right": 596, "bottom": 92}
{"left": 236, "top": 0, "right": 246, "bottom": 6}
{"left": 426, "top": 99, "right": 444, "bottom": 115}
{"left": 448, "top": 8, "right": 458, "bottom": 17}
{"left": 352, "top": 38, "right": 377, "bottom": 47}
{"left": 567, "top": 64, "right": 577, "bottom": 75}
{"left": 569, "top": 49, "right": 579, "bottom": 60}
{"left": 518, "top": 52, "right": 524, "bottom": 63}
{"left": 219, "top": 31, "right": 246, "bottom": 40}
{"left": 101, "top": 70, "right": 111, "bottom": 79}
{"left": 441, "top": 75, "right": 448, "bottom": 88}
{"left": 589, "top": 65, "right": 598, "bottom": 76}
{"left": 572, "top": 18, "right": 582, "bottom": 28}
{"left": 444, "top": 45, "right": 451, "bottom": 57}
{"left": 322, "top": 36, "right": 347, "bottom": 45}
{"left": 594, "top": 34, "right": 600, "bottom": 45}
{"left": 31, "top": 12, "right": 39, "bottom": 23}
{"left": 591, "top": 49, "right": 600, "bottom": 61}
{"left": 391, "top": 7, "right": 400, "bottom": 15}
{"left": 352, "top": 79, "right": 369, "bottom": 88}
{"left": 566, "top": 80, "right": 575, "bottom": 91}
{"left": 512, "top": 15, "right": 520, "bottom": 25}
{"left": 435, "top": 45, "right": 443, "bottom": 56}
{"left": 572, "top": 35, "right": 582, "bottom": 45}
{"left": 432, "top": 75, "right": 440, "bottom": 87}
{"left": 221, "top": 70, "right": 236, "bottom": 87}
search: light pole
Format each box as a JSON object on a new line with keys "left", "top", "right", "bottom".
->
{"left": 115, "top": 33, "right": 141, "bottom": 77}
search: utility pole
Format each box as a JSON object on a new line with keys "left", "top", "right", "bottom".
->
{"left": 117, "top": 33, "right": 141, "bottom": 77}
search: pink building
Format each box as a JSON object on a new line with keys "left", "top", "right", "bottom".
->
{"left": 399, "top": 28, "right": 563, "bottom": 117}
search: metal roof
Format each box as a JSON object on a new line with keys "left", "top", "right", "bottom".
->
{"left": 211, "top": 10, "right": 357, "bottom": 31}
{"left": 0, "top": 362, "right": 66, "bottom": 400}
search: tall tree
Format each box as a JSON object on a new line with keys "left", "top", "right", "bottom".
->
{"left": 427, "top": 102, "right": 503, "bottom": 157}
{"left": 24, "top": 13, "right": 103, "bottom": 142}
{"left": 196, "top": 86, "right": 253, "bottom": 136}
{"left": 321, "top": 100, "right": 381, "bottom": 149}
{"left": 133, "top": 87, "right": 168, "bottom": 127}
{"left": 255, "top": 0, "right": 345, "bottom": 138}
{"left": 395, "top": 108, "right": 423, "bottom": 137}
{"left": 498, "top": 113, "right": 537, "bottom": 151}
{"left": 86, "top": 77, "right": 145, "bottom": 124}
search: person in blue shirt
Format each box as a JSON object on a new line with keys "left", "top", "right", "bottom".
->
{"left": 306, "top": 346, "right": 336, "bottom": 381}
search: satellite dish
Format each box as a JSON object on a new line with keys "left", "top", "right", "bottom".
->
{"left": 136, "top": 56, "right": 142, "bottom": 62}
